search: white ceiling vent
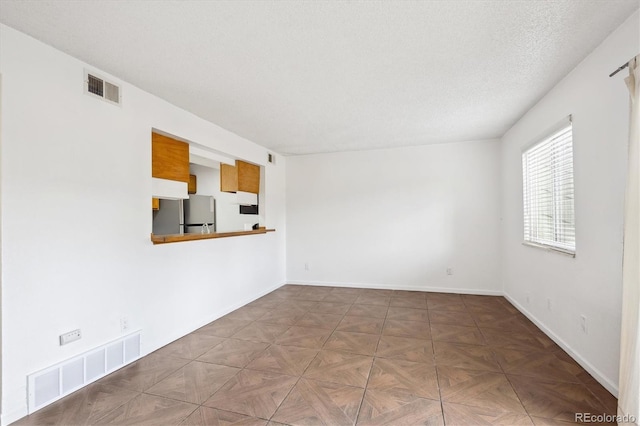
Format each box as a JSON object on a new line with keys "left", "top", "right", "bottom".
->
{"left": 84, "top": 70, "right": 121, "bottom": 105}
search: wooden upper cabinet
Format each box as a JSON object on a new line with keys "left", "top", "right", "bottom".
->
{"left": 220, "top": 160, "right": 260, "bottom": 194}
{"left": 152, "top": 132, "right": 189, "bottom": 183}
{"left": 237, "top": 160, "right": 260, "bottom": 194}
{"left": 188, "top": 174, "right": 197, "bottom": 194}
{"left": 220, "top": 163, "right": 238, "bottom": 192}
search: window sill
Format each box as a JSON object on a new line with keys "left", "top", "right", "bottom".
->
{"left": 151, "top": 228, "right": 275, "bottom": 245}
{"left": 522, "top": 241, "right": 575, "bottom": 257}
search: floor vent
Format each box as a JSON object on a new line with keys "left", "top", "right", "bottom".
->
{"left": 27, "top": 331, "right": 141, "bottom": 414}
{"left": 84, "top": 70, "right": 121, "bottom": 105}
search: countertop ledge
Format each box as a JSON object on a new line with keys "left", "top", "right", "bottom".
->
{"left": 151, "top": 228, "right": 275, "bottom": 244}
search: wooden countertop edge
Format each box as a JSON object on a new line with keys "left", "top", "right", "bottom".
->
{"left": 151, "top": 228, "right": 275, "bottom": 244}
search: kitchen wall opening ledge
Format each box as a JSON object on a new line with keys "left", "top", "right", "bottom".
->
{"left": 151, "top": 227, "right": 276, "bottom": 244}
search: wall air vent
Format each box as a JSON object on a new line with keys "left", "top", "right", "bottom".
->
{"left": 27, "top": 331, "right": 141, "bottom": 414}
{"left": 104, "top": 81, "right": 120, "bottom": 103}
{"left": 84, "top": 70, "right": 121, "bottom": 105}
{"left": 87, "top": 74, "right": 103, "bottom": 97}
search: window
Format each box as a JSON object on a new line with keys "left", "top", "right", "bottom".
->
{"left": 522, "top": 119, "right": 575, "bottom": 255}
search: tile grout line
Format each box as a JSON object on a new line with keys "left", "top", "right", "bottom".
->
{"left": 352, "top": 298, "right": 390, "bottom": 425}
{"left": 266, "top": 287, "right": 356, "bottom": 423}
{"left": 425, "top": 299, "right": 450, "bottom": 425}
{"left": 461, "top": 296, "right": 535, "bottom": 422}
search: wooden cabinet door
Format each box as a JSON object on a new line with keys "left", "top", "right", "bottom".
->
{"left": 152, "top": 132, "right": 189, "bottom": 183}
{"left": 220, "top": 163, "right": 238, "bottom": 192}
{"left": 237, "top": 161, "right": 260, "bottom": 194}
{"left": 220, "top": 160, "right": 260, "bottom": 194}
{"left": 188, "top": 174, "right": 197, "bottom": 194}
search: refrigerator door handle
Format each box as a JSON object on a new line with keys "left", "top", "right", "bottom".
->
{"left": 179, "top": 199, "right": 184, "bottom": 234}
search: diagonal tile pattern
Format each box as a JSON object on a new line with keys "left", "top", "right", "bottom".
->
{"left": 433, "top": 341, "right": 502, "bottom": 372}
{"left": 357, "top": 389, "right": 444, "bottom": 425}
{"left": 429, "top": 309, "right": 477, "bottom": 326}
{"left": 145, "top": 361, "right": 239, "bottom": 404}
{"left": 272, "top": 378, "right": 364, "bottom": 425}
{"left": 14, "top": 285, "right": 617, "bottom": 426}
{"left": 389, "top": 297, "right": 428, "bottom": 309}
{"left": 324, "top": 330, "right": 380, "bottom": 356}
{"left": 382, "top": 318, "right": 431, "bottom": 339}
{"left": 230, "top": 322, "right": 289, "bottom": 344}
{"left": 442, "top": 402, "right": 533, "bottom": 425}
{"left": 203, "top": 369, "right": 297, "bottom": 419}
{"left": 376, "top": 335, "right": 434, "bottom": 364}
{"left": 431, "top": 323, "right": 486, "bottom": 345}
{"left": 508, "top": 375, "right": 610, "bottom": 423}
{"left": 274, "top": 325, "right": 332, "bottom": 348}
{"left": 245, "top": 344, "right": 318, "bottom": 376}
{"left": 304, "top": 350, "right": 374, "bottom": 388}
{"left": 437, "top": 366, "right": 526, "bottom": 413}
{"left": 197, "top": 339, "right": 269, "bottom": 368}
{"left": 346, "top": 303, "right": 388, "bottom": 318}
{"left": 493, "top": 347, "right": 584, "bottom": 383}
{"left": 181, "top": 406, "right": 267, "bottom": 425}
{"left": 336, "top": 315, "right": 384, "bottom": 335}
{"left": 310, "top": 301, "right": 352, "bottom": 315}
{"left": 367, "top": 358, "right": 440, "bottom": 400}
{"left": 294, "top": 312, "right": 343, "bottom": 329}
{"left": 94, "top": 393, "right": 197, "bottom": 425}
{"left": 386, "top": 306, "right": 430, "bottom": 322}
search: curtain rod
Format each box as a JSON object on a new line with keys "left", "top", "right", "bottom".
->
{"left": 609, "top": 62, "right": 629, "bottom": 77}
{"left": 610, "top": 55, "right": 638, "bottom": 77}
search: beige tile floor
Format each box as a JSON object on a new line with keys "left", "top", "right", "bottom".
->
{"left": 14, "top": 285, "right": 617, "bottom": 425}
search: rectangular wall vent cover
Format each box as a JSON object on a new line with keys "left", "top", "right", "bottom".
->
{"left": 84, "top": 70, "right": 121, "bottom": 105}
{"left": 27, "top": 331, "right": 141, "bottom": 414}
{"left": 104, "top": 81, "right": 120, "bottom": 103}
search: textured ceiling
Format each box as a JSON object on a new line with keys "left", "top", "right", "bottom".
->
{"left": 1, "top": 1, "right": 638, "bottom": 155}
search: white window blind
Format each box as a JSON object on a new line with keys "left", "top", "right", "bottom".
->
{"left": 522, "top": 120, "right": 575, "bottom": 254}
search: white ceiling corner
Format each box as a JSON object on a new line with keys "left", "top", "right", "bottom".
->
{"left": 0, "top": 0, "right": 638, "bottom": 155}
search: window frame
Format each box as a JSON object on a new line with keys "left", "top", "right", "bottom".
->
{"left": 521, "top": 116, "right": 576, "bottom": 257}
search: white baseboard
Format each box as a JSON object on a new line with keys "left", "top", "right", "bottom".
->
{"left": 504, "top": 292, "right": 618, "bottom": 397}
{"left": 286, "top": 280, "right": 503, "bottom": 296}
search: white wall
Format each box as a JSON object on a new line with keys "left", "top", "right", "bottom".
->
{"left": 500, "top": 11, "right": 639, "bottom": 394}
{"left": 0, "top": 25, "right": 286, "bottom": 424}
{"left": 286, "top": 140, "right": 502, "bottom": 293}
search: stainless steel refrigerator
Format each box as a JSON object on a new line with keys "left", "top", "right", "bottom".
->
{"left": 152, "top": 195, "right": 216, "bottom": 235}
{"left": 183, "top": 195, "right": 216, "bottom": 234}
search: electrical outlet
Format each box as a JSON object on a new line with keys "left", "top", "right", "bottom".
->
{"left": 446, "top": 268, "right": 453, "bottom": 275}
{"left": 59, "top": 329, "right": 81, "bottom": 346}
{"left": 580, "top": 315, "right": 588, "bottom": 334}
{"left": 547, "top": 298, "right": 552, "bottom": 311}
{"left": 120, "top": 317, "right": 130, "bottom": 332}
{"left": 304, "top": 263, "right": 310, "bottom": 271}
